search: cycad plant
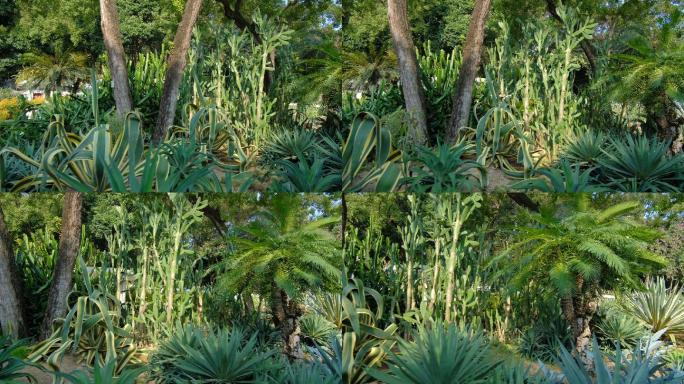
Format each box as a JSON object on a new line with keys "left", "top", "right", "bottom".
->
{"left": 216, "top": 194, "right": 341, "bottom": 357}
{"left": 498, "top": 195, "right": 666, "bottom": 356}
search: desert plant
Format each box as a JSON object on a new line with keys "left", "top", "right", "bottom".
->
{"left": 598, "top": 135, "right": 684, "bottom": 191}
{"left": 543, "top": 336, "right": 683, "bottom": 383}
{"left": 562, "top": 130, "right": 607, "bottom": 167}
{"left": 300, "top": 313, "right": 336, "bottom": 347}
{"left": 405, "top": 142, "right": 485, "bottom": 192}
{"left": 52, "top": 358, "right": 146, "bottom": 384}
{"left": 511, "top": 159, "right": 607, "bottom": 192}
{"left": 0, "top": 336, "right": 35, "bottom": 384}
{"left": 151, "top": 325, "right": 276, "bottom": 383}
{"left": 369, "top": 323, "right": 501, "bottom": 384}
{"left": 597, "top": 312, "right": 647, "bottom": 349}
{"left": 625, "top": 277, "right": 684, "bottom": 338}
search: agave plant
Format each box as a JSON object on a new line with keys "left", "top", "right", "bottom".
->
{"left": 28, "top": 256, "right": 141, "bottom": 375}
{"left": 596, "top": 312, "right": 647, "bottom": 349}
{"left": 562, "top": 130, "right": 607, "bottom": 167}
{"left": 300, "top": 313, "right": 336, "bottom": 347}
{"left": 330, "top": 278, "right": 398, "bottom": 384}
{"left": 511, "top": 159, "right": 608, "bottom": 192}
{"left": 150, "top": 324, "right": 276, "bottom": 383}
{"left": 542, "top": 335, "right": 683, "bottom": 383}
{"left": 369, "top": 322, "right": 501, "bottom": 384}
{"left": 52, "top": 358, "right": 146, "bottom": 384}
{"left": 273, "top": 154, "right": 341, "bottom": 192}
{"left": 405, "top": 141, "right": 485, "bottom": 192}
{"left": 341, "top": 113, "right": 402, "bottom": 192}
{"left": 625, "top": 277, "right": 684, "bottom": 338}
{"left": 0, "top": 336, "right": 35, "bottom": 384}
{"left": 598, "top": 135, "right": 684, "bottom": 191}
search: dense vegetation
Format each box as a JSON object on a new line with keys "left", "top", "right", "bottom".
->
{"left": 0, "top": 193, "right": 343, "bottom": 382}
{"left": 342, "top": 193, "right": 684, "bottom": 382}
{"left": 0, "top": 0, "right": 681, "bottom": 192}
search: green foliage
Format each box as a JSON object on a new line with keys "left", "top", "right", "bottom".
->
{"left": 300, "top": 313, "right": 336, "bottom": 347}
{"left": 544, "top": 336, "right": 683, "bottom": 383}
{"left": 369, "top": 323, "right": 501, "bottom": 384}
{"left": 596, "top": 311, "right": 647, "bottom": 349}
{"left": 53, "top": 358, "right": 146, "bottom": 384}
{"left": 598, "top": 135, "right": 684, "bottom": 192}
{"left": 0, "top": 336, "right": 34, "bottom": 384}
{"left": 511, "top": 159, "right": 606, "bottom": 192}
{"left": 28, "top": 256, "right": 141, "bottom": 375}
{"left": 151, "top": 324, "right": 275, "bottom": 383}
{"left": 625, "top": 277, "right": 684, "bottom": 338}
{"left": 341, "top": 113, "right": 401, "bottom": 192}
{"left": 562, "top": 130, "right": 607, "bottom": 167}
{"left": 405, "top": 142, "right": 485, "bottom": 192}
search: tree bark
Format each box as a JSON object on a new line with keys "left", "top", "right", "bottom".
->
{"left": 448, "top": 0, "right": 492, "bottom": 141}
{"left": 40, "top": 191, "right": 83, "bottom": 339}
{"left": 154, "top": 0, "right": 204, "bottom": 144}
{"left": 270, "top": 282, "right": 303, "bottom": 359}
{"left": 99, "top": 0, "right": 133, "bottom": 116}
{"left": 387, "top": 0, "right": 428, "bottom": 144}
{"left": 0, "top": 206, "right": 27, "bottom": 338}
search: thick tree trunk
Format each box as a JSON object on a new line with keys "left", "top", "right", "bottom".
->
{"left": 154, "top": 0, "right": 204, "bottom": 144}
{"left": 99, "top": 0, "right": 133, "bottom": 116}
{"left": 387, "top": 0, "right": 428, "bottom": 144}
{"left": 40, "top": 192, "right": 83, "bottom": 339}
{"left": 0, "top": 207, "right": 27, "bottom": 338}
{"left": 448, "top": 0, "right": 492, "bottom": 141}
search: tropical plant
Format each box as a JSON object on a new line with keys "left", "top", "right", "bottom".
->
{"left": 0, "top": 336, "right": 35, "bottom": 384}
{"left": 216, "top": 194, "right": 341, "bottom": 357}
{"left": 274, "top": 154, "right": 340, "bottom": 192}
{"left": 597, "top": 135, "right": 684, "bottom": 191}
{"left": 664, "top": 348, "right": 684, "bottom": 372}
{"left": 151, "top": 325, "right": 275, "bottom": 383}
{"left": 625, "top": 277, "right": 684, "bottom": 338}
{"left": 369, "top": 323, "right": 501, "bottom": 384}
{"left": 562, "top": 130, "right": 607, "bottom": 167}
{"left": 497, "top": 196, "right": 666, "bottom": 354}
{"left": 16, "top": 51, "right": 89, "bottom": 93}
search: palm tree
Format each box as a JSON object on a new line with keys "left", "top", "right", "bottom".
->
{"left": 218, "top": 194, "right": 341, "bottom": 358}
{"left": 502, "top": 195, "right": 665, "bottom": 360}
{"left": 610, "top": 10, "right": 684, "bottom": 152}
{"left": 15, "top": 51, "right": 89, "bottom": 94}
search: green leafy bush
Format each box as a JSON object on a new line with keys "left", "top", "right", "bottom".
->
{"left": 625, "top": 277, "right": 684, "bottom": 338}
{"left": 596, "top": 312, "right": 646, "bottom": 349}
{"left": 0, "top": 336, "right": 34, "bottom": 384}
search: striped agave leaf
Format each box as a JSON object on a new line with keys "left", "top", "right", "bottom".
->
{"left": 341, "top": 113, "right": 401, "bottom": 192}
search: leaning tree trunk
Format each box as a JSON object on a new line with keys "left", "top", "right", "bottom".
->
{"left": 154, "top": 0, "right": 204, "bottom": 144}
{"left": 270, "top": 282, "right": 304, "bottom": 359}
{"left": 99, "top": 0, "right": 133, "bottom": 116}
{"left": 387, "top": 0, "right": 428, "bottom": 144}
{"left": 0, "top": 206, "right": 27, "bottom": 338}
{"left": 40, "top": 192, "right": 83, "bottom": 340}
{"left": 448, "top": 0, "right": 492, "bottom": 141}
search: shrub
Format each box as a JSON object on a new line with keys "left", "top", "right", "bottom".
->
{"left": 626, "top": 277, "right": 684, "bottom": 338}
{"left": 0, "top": 336, "right": 34, "bottom": 384}
{"left": 596, "top": 312, "right": 646, "bottom": 349}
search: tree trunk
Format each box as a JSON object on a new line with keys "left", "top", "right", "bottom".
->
{"left": 448, "top": 0, "right": 492, "bottom": 141}
{"left": 99, "top": 0, "right": 133, "bottom": 116}
{"left": 154, "top": 0, "right": 204, "bottom": 144}
{"left": 270, "top": 282, "right": 303, "bottom": 358}
{"left": 387, "top": 0, "right": 428, "bottom": 144}
{"left": 0, "top": 206, "right": 27, "bottom": 338}
{"left": 41, "top": 191, "right": 83, "bottom": 339}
